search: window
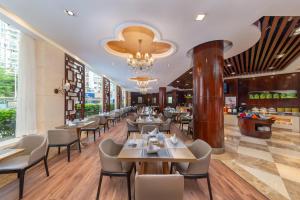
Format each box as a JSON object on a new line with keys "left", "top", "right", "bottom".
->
{"left": 110, "top": 81, "right": 116, "bottom": 110}
{"left": 0, "top": 20, "right": 19, "bottom": 141}
{"left": 84, "top": 69, "right": 102, "bottom": 116}
{"left": 122, "top": 89, "right": 126, "bottom": 107}
{"left": 168, "top": 96, "right": 173, "bottom": 104}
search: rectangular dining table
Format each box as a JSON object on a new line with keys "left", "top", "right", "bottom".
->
{"left": 135, "top": 117, "right": 164, "bottom": 125}
{"left": 118, "top": 134, "right": 196, "bottom": 174}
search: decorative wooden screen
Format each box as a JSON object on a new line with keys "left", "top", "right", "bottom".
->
{"left": 116, "top": 85, "right": 121, "bottom": 109}
{"left": 64, "top": 54, "right": 85, "bottom": 122}
{"left": 103, "top": 77, "right": 110, "bottom": 112}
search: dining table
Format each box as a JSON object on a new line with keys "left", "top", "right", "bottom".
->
{"left": 0, "top": 148, "right": 24, "bottom": 161}
{"left": 118, "top": 134, "right": 196, "bottom": 174}
{"left": 135, "top": 117, "right": 164, "bottom": 125}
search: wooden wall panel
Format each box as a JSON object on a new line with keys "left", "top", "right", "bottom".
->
{"left": 116, "top": 85, "right": 121, "bottom": 109}
{"left": 64, "top": 54, "right": 85, "bottom": 122}
{"left": 103, "top": 77, "right": 110, "bottom": 112}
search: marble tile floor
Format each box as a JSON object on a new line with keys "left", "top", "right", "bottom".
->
{"left": 215, "top": 125, "right": 300, "bottom": 200}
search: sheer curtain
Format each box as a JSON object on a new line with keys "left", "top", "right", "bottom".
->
{"left": 16, "top": 33, "right": 37, "bottom": 137}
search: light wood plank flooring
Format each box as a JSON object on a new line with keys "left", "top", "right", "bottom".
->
{"left": 0, "top": 117, "right": 268, "bottom": 200}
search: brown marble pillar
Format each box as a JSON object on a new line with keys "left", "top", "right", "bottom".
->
{"left": 159, "top": 87, "right": 166, "bottom": 111}
{"left": 193, "top": 40, "right": 224, "bottom": 153}
{"left": 172, "top": 90, "right": 177, "bottom": 107}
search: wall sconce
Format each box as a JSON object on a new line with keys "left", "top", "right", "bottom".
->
{"left": 54, "top": 80, "right": 71, "bottom": 95}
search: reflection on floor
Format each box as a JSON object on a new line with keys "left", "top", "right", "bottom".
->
{"left": 213, "top": 125, "right": 300, "bottom": 200}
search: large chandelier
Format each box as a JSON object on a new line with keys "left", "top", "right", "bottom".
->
{"left": 127, "top": 39, "right": 154, "bottom": 71}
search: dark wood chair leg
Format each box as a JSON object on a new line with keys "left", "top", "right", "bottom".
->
{"left": 93, "top": 131, "right": 96, "bottom": 142}
{"left": 170, "top": 163, "right": 174, "bottom": 174}
{"left": 126, "top": 173, "right": 131, "bottom": 200}
{"left": 96, "top": 172, "right": 103, "bottom": 200}
{"left": 19, "top": 170, "right": 25, "bottom": 199}
{"left": 43, "top": 157, "right": 49, "bottom": 176}
{"left": 207, "top": 174, "right": 213, "bottom": 200}
{"left": 104, "top": 126, "right": 106, "bottom": 133}
{"left": 67, "top": 145, "right": 71, "bottom": 162}
{"left": 78, "top": 139, "right": 81, "bottom": 153}
{"left": 46, "top": 146, "right": 50, "bottom": 160}
{"left": 58, "top": 146, "right": 61, "bottom": 154}
{"left": 127, "top": 131, "right": 130, "bottom": 139}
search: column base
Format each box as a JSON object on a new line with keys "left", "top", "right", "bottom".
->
{"left": 212, "top": 147, "right": 225, "bottom": 154}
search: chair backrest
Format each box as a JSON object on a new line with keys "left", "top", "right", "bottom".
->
{"left": 99, "top": 116, "right": 107, "bottom": 124}
{"left": 127, "top": 119, "right": 137, "bottom": 127}
{"left": 48, "top": 129, "right": 78, "bottom": 145}
{"left": 98, "top": 138, "right": 122, "bottom": 172}
{"left": 141, "top": 125, "right": 158, "bottom": 134}
{"left": 187, "top": 139, "right": 212, "bottom": 174}
{"left": 17, "top": 134, "right": 48, "bottom": 165}
{"left": 135, "top": 172, "right": 184, "bottom": 200}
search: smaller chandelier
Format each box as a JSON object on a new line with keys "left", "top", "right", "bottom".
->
{"left": 127, "top": 39, "right": 154, "bottom": 71}
{"left": 129, "top": 76, "right": 157, "bottom": 89}
{"left": 139, "top": 87, "right": 151, "bottom": 94}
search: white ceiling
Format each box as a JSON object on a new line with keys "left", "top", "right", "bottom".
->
{"left": 0, "top": 0, "right": 300, "bottom": 93}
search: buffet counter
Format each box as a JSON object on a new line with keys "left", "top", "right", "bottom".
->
{"left": 268, "top": 114, "right": 300, "bottom": 133}
{"left": 238, "top": 117, "right": 275, "bottom": 139}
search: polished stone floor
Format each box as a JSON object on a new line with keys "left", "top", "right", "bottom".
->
{"left": 211, "top": 125, "right": 300, "bottom": 200}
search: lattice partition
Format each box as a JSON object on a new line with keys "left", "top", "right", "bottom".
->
{"left": 64, "top": 54, "right": 85, "bottom": 122}
{"left": 116, "top": 85, "right": 121, "bottom": 109}
{"left": 103, "top": 77, "right": 110, "bottom": 112}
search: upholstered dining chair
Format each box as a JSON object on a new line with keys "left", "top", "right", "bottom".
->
{"left": 135, "top": 172, "right": 184, "bottom": 200}
{"left": 47, "top": 129, "right": 81, "bottom": 162}
{"left": 0, "top": 134, "right": 49, "bottom": 199}
{"left": 126, "top": 119, "right": 139, "bottom": 139}
{"left": 170, "top": 139, "right": 213, "bottom": 200}
{"left": 107, "top": 112, "right": 117, "bottom": 127}
{"left": 140, "top": 125, "right": 158, "bottom": 134}
{"left": 187, "top": 119, "right": 194, "bottom": 137}
{"left": 159, "top": 118, "right": 172, "bottom": 134}
{"left": 96, "top": 138, "right": 135, "bottom": 200}
{"left": 80, "top": 117, "right": 100, "bottom": 142}
{"left": 98, "top": 115, "right": 109, "bottom": 132}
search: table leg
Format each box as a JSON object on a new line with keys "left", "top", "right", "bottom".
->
{"left": 162, "top": 162, "right": 169, "bottom": 174}
{"left": 140, "top": 162, "right": 148, "bottom": 174}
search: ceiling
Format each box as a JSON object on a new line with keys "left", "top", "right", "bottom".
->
{"left": 0, "top": 0, "right": 300, "bottom": 93}
{"left": 169, "top": 16, "right": 300, "bottom": 90}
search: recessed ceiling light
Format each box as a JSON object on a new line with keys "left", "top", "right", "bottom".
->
{"left": 226, "top": 63, "right": 232, "bottom": 67}
{"left": 189, "top": 71, "right": 192, "bottom": 74}
{"left": 196, "top": 14, "right": 206, "bottom": 21}
{"left": 275, "top": 54, "right": 285, "bottom": 59}
{"left": 231, "top": 72, "right": 236, "bottom": 75}
{"left": 176, "top": 80, "right": 180, "bottom": 83}
{"left": 268, "top": 66, "right": 275, "bottom": 70}
{"left": 64, "top": 9, "right": 76, "bottom": 16}
{"left": 185, "top": 83, "right": 189, "bottom": 86}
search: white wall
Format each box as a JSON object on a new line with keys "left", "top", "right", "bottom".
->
{"left": 35, "top": 39, "right": 65, "bottom": 134}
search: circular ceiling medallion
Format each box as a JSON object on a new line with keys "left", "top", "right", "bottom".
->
{"left": 102, "top": 23, "right": 176, "bottom": 59}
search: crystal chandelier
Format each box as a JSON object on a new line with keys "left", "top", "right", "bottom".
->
{"left": 139, "top": 87, "right": 150, "bottom": 94}
{"left": 127, "top": 39, "right": 154, "bottom": 71}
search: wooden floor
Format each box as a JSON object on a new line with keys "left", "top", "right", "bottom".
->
{"left": 0, "top": 116, "right": 268, "bottom": 200}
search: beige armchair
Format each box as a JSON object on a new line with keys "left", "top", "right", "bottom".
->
{"left": 0, "top": 134, "right": 49, "bottom": 199}
{"left": 47, "top": 129, "right": 81, "bottom": 162}
{"left": 159, "top": 118, "right": 171, "bottom": 134}
{"left": 96, "top": 138, "right": 135, "bottom": 200}
{"left": 126, "top": 119, "right": 139, "bottom": 139}
{"left": 135, "top": 172, "right": 184, "bottom": 200}
{"left": 170, "top": 139, "right": 213, "bottom": 199}
{"left": 80, "top": 117, "right": 100, "bottom": 142}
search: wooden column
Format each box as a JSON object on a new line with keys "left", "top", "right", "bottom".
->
{"left": 193, "top": 40, "right": 224, "bottom": 153}
{"left": 159, "top": 87, "right": 166, "bottom": 111}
